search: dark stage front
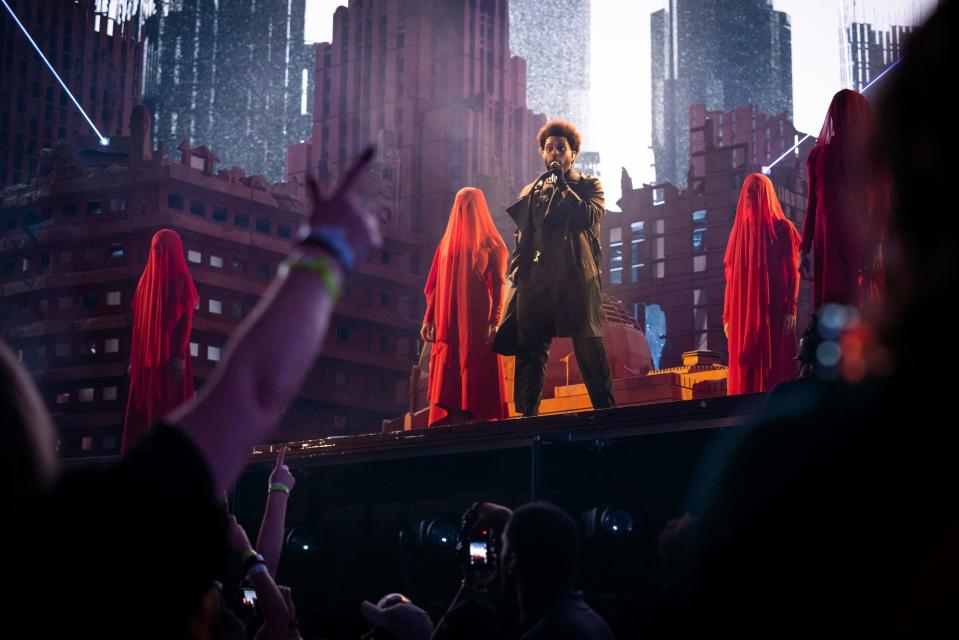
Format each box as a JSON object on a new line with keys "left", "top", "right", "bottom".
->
{"left": 229, "top": 394, "right": 767, "bottom": 637}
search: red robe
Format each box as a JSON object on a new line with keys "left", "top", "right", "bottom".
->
{"left": 724, "top": 173, "right": 801, "bottom": 395}
{"left": 423, "top": 188, "right": 508, "bottom": 426}
{"left": 802, "top": 89, "right": 878, "bottom": 309}
{"left": 122, "top": 229, "right": 198, "bottom": 454}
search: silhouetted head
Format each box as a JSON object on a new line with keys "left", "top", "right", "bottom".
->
{"left": 501, "top": 502, "right": 579, "bottom": 606}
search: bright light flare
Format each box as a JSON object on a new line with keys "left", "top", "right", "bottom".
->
{"left": 2, "top": 0, "right": 110, "bottom": 146}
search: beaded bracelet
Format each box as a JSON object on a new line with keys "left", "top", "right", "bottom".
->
{"left": 241, "top": 551, "right": 265, "bottom": 574}
{"left": 297, "top": 225, "right": 355, "bottom": 271}
{"left": 269, "top": 482, "right": 291, "bottom": 495}
{"left": 283, "top": 254, "right": 342, "bottom": 300}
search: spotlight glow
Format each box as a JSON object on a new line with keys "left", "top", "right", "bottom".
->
{"left": 816, "top": 341, "right": 842, "bottom": 368}
{"left": 2, "top": 0, "right": 109, "bottom": 146}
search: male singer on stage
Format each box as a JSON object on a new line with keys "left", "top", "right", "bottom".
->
{"left": 501, "top": 119, "right": 615, "bottom": 416}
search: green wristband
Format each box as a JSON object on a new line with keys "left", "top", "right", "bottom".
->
{"left": 286, "top": 254, "right": 342, "bottom": 300}
{"left": 269, "top": 482, "right": 291, "bottom": 495}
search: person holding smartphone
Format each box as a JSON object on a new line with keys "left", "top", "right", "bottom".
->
{"left": 431, "top": 501, "right": 516, "bottom": 640}
{"left": 227, "top": 514, "right": 296, "bottom": 640}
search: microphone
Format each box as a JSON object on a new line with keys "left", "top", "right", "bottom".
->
{"left": 549, "top": 161, "right": 563, "bottom": 178}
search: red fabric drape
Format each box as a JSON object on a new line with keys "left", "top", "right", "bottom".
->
{"left": 122, "top": 229, "right": 198, "bottom": 454}
{"left": 423, "top": 188, "right": 508, "bottom": 426}
{"left": 802, "top": 89, "right": 879, "bottom": 309}
{"left": 724, "top": 173, "right": 801, "bottom": 395}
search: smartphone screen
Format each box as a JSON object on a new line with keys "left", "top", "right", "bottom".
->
{"left": 242, "top": 588, "right": 257, "bottom": 608}
{"left": 469, "top": 540, "right": 489, "bottom": 566}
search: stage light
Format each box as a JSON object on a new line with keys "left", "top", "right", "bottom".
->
{"left": 582, "top": 506, "right": 636, "bottom": 539}
{"left": 412, "top": 518, "right": 460, "bottom": 553}
{"left": 396, "top": 518, "right": 463, "bottom": 604}
{"left": 285, "top": 527, "right": 320, "bottom": 555}
{"left": 2, "top": 0, "right": 110, "bottom": 146}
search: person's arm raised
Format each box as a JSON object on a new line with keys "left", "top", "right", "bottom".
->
{"left": 227, "top": 515, "right": 290, "bottom": 640}
{"left": 256, "top": 445, "right": 294, "bottom": 577}
{"left": 167, "top": 149, "right": 381, "bottom": 495}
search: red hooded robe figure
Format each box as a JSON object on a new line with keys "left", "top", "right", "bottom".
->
{"left": 423, "top": 188, "right": 509, "bottom": 426}
{"left": 802, "top": 89, "right": 880, "bottom": 309}
{"left": 724, "top": 173, "right": 801, "bottom": 395}
{"left": 122, "top": 229, "right": 198, "bottom": 454}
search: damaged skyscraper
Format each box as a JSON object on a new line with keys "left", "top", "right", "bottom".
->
{"left": 651, "top": 0, "right": 792, "bottom": 188}
{"left": 509, "top": 0, "right": 591, "bottom": 135}
{"left": 838, "top": 0, "right": 931, "bottom": 92}
{"left": 142, "top": 0, "right": 313, "bottom": 180}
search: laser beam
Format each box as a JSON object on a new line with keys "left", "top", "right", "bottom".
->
{"left": 762, "top": 134, "right": 813, "bottom": 176}
{"left": 860, "top": 57, "right": 901, "bottom": 93}
{"left": 763, "top": 58, "right": 902, "bottom": 175}
{"left": 2, "top": 0, "right": 110, "bottom": 146}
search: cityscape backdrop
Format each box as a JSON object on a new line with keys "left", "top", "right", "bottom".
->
{"left": 0, "top": 0, "right": 939, "bottom": 457}
{"left": 306, "top": 0, "right": 937, "bottom": 206}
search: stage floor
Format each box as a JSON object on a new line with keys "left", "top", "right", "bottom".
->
{"left": 252, "top": 393, "right": 767, "bottom": 469}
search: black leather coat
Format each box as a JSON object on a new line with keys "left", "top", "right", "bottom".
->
{"left": 505, "top": 170, "right": 606, "bottom": 338}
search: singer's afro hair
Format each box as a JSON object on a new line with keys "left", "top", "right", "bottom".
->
{"left": 536, "top": 119, "right": 582, "bottom": 153}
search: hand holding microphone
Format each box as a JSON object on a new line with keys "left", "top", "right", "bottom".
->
{"left": 549, "top": 160, "right": 569, "bottom": 191}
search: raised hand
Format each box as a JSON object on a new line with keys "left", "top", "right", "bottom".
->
{"left": 305, "top": 148, "right": 383, "bottom": 263}
{"left": 278, "top": 585, "right": 296, "bottom": 618}
{"left": 268, "top": 445, "right": 295, "bottom": 493}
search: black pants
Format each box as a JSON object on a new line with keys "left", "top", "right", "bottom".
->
{"left": 514, "top": 261, "right": 615, "bottom": 416}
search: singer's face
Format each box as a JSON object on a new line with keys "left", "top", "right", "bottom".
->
{"left": 541, "top": 136, "right": 577, "bottom": 172}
